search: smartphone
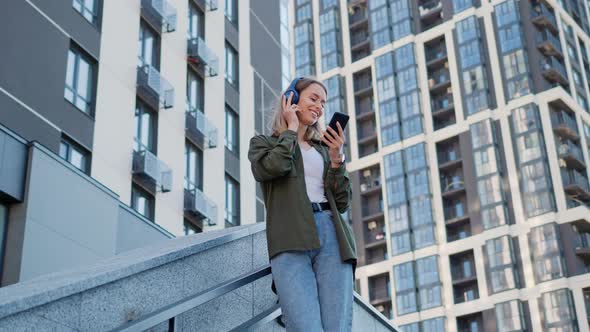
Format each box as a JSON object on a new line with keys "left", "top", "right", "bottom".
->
{"left": 321, "top": 112, "right": 349, "bottom": 146}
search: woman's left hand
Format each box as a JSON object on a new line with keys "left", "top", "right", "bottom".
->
{"left": 321, "top": 122, "right": 345, "bottom": 168}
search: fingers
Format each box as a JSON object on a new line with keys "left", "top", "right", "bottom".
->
{"left": 287, "top": 92, "right": 293, "bottom": 106}
{"left": 337, "top": 122, "right": 344, "bottom": 140}
{"left": 327, "top": 126, "right": 344, "bottom": 145}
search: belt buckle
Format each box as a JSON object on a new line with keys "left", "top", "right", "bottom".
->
{"left": 312, "top": 202, "right": 320, "bottom": 212}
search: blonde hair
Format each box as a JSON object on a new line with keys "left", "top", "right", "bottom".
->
{"left": 269, "top": 77, "right": 328, "bottom": 141}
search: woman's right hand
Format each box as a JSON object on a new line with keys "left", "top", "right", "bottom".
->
{"left": 282, "top": 93, "right": 299, "bottom": 131}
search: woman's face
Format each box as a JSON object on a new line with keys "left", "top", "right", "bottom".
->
{"left": 296, "top": 83, "right": 326, "bottom": 126}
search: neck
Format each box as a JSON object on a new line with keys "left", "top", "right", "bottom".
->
{"left": 297, "top": 124, "right": 308, "bottom": 143}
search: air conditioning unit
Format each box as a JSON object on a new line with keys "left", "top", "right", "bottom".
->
{"left": 160, "top": 169, "right": 173, "bottom": 192}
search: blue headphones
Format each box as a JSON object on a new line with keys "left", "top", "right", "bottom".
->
{"left": 284, "top": 77, "right": 304, "bottom": 104}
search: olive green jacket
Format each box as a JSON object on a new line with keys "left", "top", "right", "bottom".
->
{"left": 248, "top": 129, "right": 357, "bottom": 266}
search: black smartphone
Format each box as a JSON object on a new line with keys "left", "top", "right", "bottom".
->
{"left": 321, "top": 112, "right": 349, "bottom": 146}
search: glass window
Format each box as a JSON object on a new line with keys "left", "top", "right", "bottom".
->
{"left": 422, "top": 317, "right": 445, "bottom": 332}
{"left": 529, "top": 223, "right": 566, "bottom": 282}
{"left": 478, "top": 175, "right": 504, "bottom": 206}
{"left": 73, "top": 0, "right": 97, "bottom": 24}
{"left": 131, "top": 184, "right": 154, "bottom": 221}
{"left": 404, "top": 144, "right": 427, "bottom": 171}
{"left": 185, "top": 143, "right": 203, "bottom": 191}
{"left": 138, "top": 21, "right": 159, "bottom": 68}
{"left": 456, "top": 16, "right": 478, "bottom": 44}
{"left": 498, "top": 23, "right": 522, "bottom": 53}
{"left": 393, "top": 262, "right": 417, "bottom": 315}
{"left": 188, "top": 3, "right": 204, "bottom": 39}
{"left": 65, "top": 48, "right": 94, "bottom": 114}
{"left": 396, "top": 68, "right": 418, "bottom": 94}
{"left": 225, "top": 174, "right": 240, "bottom": 226}
{"left": 494, "top": 0, "right": 519, "bottom": 27}
{"left": 225, "top": 43, "right": 239, "bottom": 88}
{"left": 187, "top": 69, "right": 204, "bottom": 112}
{"left": 296, "top": 3, "right": 312, "bottom": 22}
{"left": 485, "top": 236, "right": 516, "bottom": 293}
{"left": 394, "top": 44, "right": 415, "bottom": 70}
{"left": 400, "top": 322, "right": 419, "bottom": 332}
{"left": 225, "top": 106, "right": 239, "bottom": 153}
{"left": 294, "top": 22, "right": 312, "bottom": 46}
{"left": 0, "top": 204, "right": 6, "bottom": 279}
{"left": 416, "top": 256, "right": 442, "bottom": 309}
{"left": 59, "top": 138, "right": 90, "bottom": 174}
{"left": 225, "top": 0, "right": 238, "bottom": 25}
{"left": 541, "top": 289, "right": 577, "bottom": 330}
{"left": 452, "top": 0, "right": 472, "bottom": 13}
{"left": 376, "top": 52, "right": 394, "bottom": 78}
{"left": 459, "top": 40, "right": 481, "bottom": 69}
{"left": 134, "top": 102, "right": 156, "bottom": 153}
{"left": 495, "top": 300, "right": 526, "bottom": 332}
{"left": 503, "top": 50, "right": 528, "bottom": 79}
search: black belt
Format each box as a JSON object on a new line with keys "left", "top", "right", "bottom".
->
{"left": 311, "top": 202, "right": 331, "bottom": 212}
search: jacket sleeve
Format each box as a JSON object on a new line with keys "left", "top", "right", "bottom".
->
{"left": 248, "top": 130, "right": 297, "bottom": 182}
{"left": 325, "top": 163, "right": 352, "bottom": 213}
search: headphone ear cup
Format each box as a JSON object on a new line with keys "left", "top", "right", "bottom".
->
{"left": 291, "top": 90, "right": 299, "bottom": 104}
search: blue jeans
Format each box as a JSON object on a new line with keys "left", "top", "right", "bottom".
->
{"left": 270, "top": 210, "right": 353, "bottom": 332}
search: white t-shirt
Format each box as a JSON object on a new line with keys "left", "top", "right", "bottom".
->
{"left": 301, "top": 146, "right": 328, "bottom": 203}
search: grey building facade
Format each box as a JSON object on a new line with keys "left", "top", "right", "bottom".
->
{"left": 292, "top": 0, "right": 590, "bottom": 330}
{"left": 0, "top": 0, "right": 286, "bottom": 288}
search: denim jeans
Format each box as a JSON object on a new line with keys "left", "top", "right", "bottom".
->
{"left": 270, "top": 210, "right": 353, "bottom": 332}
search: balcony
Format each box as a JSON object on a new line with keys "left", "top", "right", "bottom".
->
{"left": 428, "top": 69, "right": 451, "bottom": 94}
{"left": 536, "top": 29, "right": 563, "bottom": 59}
{"left": 557, "top": 140, "right": 585, "bottom": 170}
{"left": 369, "top": 287, "right": 391, "bottom": 306}
{"left": 193, "top": 0, "right": 218, "bottom": 11}
{"left": 360, "top": 171, "right": 381, "bottom": 197}
{"left": 187, "top": 37, "right": 219, "bottom": 77}
{"left": 132, "top": 149, "right": 173, "bottom": 193}
{"left": 348, "top": 8, "right": 368, "bottom": 29}
{"left": 438, "top": 149, "right": 462, "bottom": 170}
{"left": 451, "top": 265, "right": 477, "bottom": 286}
{"left": 184, "top": 187, "right": 218, "bottom": 225}
{"left": 551, "top": 109, "right": 579, "bottom": 140}
{"left": 425, "top": 44, "right": 448, "bottom": 68}
{"left": 350, "top": 31, "right": 370, "bottom": 52}
{"left": 141, "top": 0, "right": 177, "bottom": 33}
{"left": 562, "top": 168, "right": 590, "bottom": 196}
{"left": 364, "top": 221, "right": 387, "bottom": 249}
{"left": 358, "top": 127, "right": 378, "bottom": 146}
{"left": 419, "top": 0, "right": 442, "bottom": 19}
{"left": 444, "top": 204, "right": 469, "bottom": 225}
{"left": 137, "top": 64, "right": 175, "bottom": 110}
{"left": 575, "top": 232, "right": 590, "bottom": 259}
{"left": 431, "top": 94, "right": 455, "bottom": 117}
{"left": 185, "top": 107, "right": 218, "bottom": 149}
{"left": 541, "top": 57, "right": 568, "bottom": 86}
{"left": 531, "top": 1, "right": 558, "bottom": 34}
{"left": 441, "top": 176, "right": 465, "bottom": 197}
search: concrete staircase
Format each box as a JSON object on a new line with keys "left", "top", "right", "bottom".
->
{"left": 0, "top": 223, "right": 398, "bottom": 331}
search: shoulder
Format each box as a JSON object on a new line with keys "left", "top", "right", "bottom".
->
{"left": 249, "top": 134, "right": 277, "bottom": 150}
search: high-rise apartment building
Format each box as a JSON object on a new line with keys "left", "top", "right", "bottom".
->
{"left": 0, "top": 0, "right": 289, "bottom": 287}
{"left": 291, "top": 0, "right": 590, "bottom": 330}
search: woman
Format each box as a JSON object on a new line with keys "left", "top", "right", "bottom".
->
{"left": 248, "top": 77, "right": 357, "bottom": 331}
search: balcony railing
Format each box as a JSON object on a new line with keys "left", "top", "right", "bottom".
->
{"left": 551, "top": 110, "right": 578, "bottom": 136}
{"left": 187, "top": 37, "right": 219, "bottom": 77}
{"left": 426, "top": 45, "right": 447, "bottom": 64}
{"left": 562, "top": 168, "right": 590, "bottom": 192}
{"left": 185, "top": 106, "right": 218, "bottom": 148}
{"left": 429, "top": 69, "right": 451, "bottom": 88}
{"left": 369, "top": 286, "right": 391, "bottom": 302}
{"left": 557, "top": 140, "right": 584, "bottom": 164}
{"left": 194, "top": 0, "right": 218, "bottom": 11}
{"left": 419, "top": 0, "right": 442, "bottom": 17}
{"left": 444, "top": 204, "right": 467, "bottom": 221}
{"left": 137, "top": 64, "right": 175, "bottom": 109}
{"left": 536, "top": 29, "right": 562, "bottom": 57}
{"left": 350, "top": 32, "right": 370, "bottom": 48}
{"left": 438, "top": 149, "right": 461, "bottom": 165}
{"left": 354, "top": 77, "right": 372, "bottom": 92}
{"left": 132, "top": 149, "right": 173, "bottom": 192}
{"left": 531, "top": 1, "right": 557, "bottom": 32}
{"left": 348, "top": 9, "right": 368, "bottom": 26}
{"left": 360, "top": 175, "right": 381, "bottom": 193}
{"left": 184, "top": 187, "right": 218, "bottom": 225}
{"left": 141, "top": 0, "right": 177, "bottom": 32}
{"left": 451, "top": 263, "right": 475, "bottom": 281}
{"left": 540, "top": 57, "right": 568, "bottom": 85}
{"left": 441, "top": 176, "right": 465, "bottom": 193}
{"left": 432, "top": 94, "right": 454, "bottom": 113}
